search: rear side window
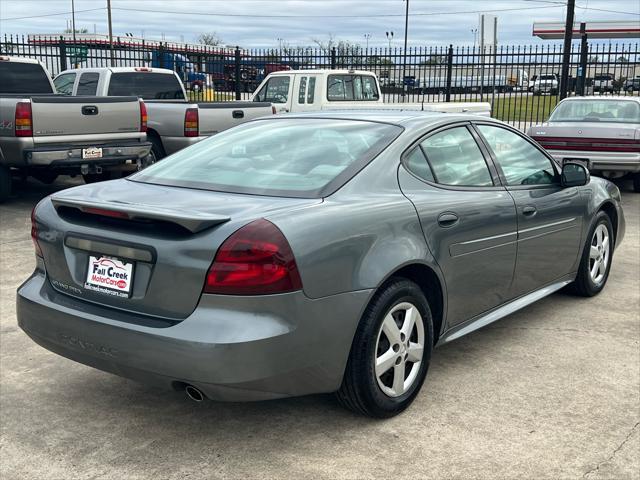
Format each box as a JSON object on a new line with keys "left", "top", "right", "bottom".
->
{"left": 404, "top": 147, "right": 435, "bottom": 183}
{"left": 76, "top": 73, "right": 99, "bottom": 95}
{"left": 253, "top": 76, "right": 290, "bottom": 104}
{"left": 298, "top": 77, "right": 307, "bottom": 104}
{"left": 327, "top": 75, "right": 379, "bottom": 101}
{"left": 107, "top": 72, "right": 185, "bottom": 99}
{"left": 0, "top": 62, "right": 53, "bottom": 94}
{"left": 307, "top": 77, "right": 316, "bottom": 103}
{"left": 477, "top": 125, "right": 557, "bottom": 186}
{"left": 420, "top": 127, "right": 493, "bottom": 187}
{"left": 53, "top": 73, "right": 76, "bottom": 95}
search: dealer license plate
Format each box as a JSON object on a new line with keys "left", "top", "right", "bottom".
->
{"left": 85, "top": 255, "right": 134, "bottom": 298}
{"left": 82, "top": 147, "right": 103, "bottom": 159}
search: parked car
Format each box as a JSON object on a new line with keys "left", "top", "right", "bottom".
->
{"left": 623, "top": 77, "right": 640, "bottom": 93}
{"left": 54, "top": 67, "right": 275, "bottom": 162}
{"left": 527, "top": 97, "right": 640, "bottom": 192}
{"left": 531, "top": 73, "right": 559, "bottom": 96}
{"left": 250, "top": 69, "right": 491, "bottom": 116}
{"left": 0, "top": 56, "right": 151, "bottom": 201}
{"left": 19, "top": 111, "right": 624, "bottom": 418}
{"left": 593, "top": 73, "right": 616, "bottom": 93}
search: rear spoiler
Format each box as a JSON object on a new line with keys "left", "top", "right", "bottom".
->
{"left": 51, "top": 196, "right": 230, "bottom": 233}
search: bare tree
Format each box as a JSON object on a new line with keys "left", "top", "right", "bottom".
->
{"left": 197, "top": 32, "right": 223, "bottom": 46}
{"left": 64, "top": 28, "right": 88, "bottom": 34}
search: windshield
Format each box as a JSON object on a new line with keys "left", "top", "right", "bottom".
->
{"left": 549, "top": 100, "right": 640, "bottom": 124}
{"left": 131, "top": 118, "right": 402, "bottom": 198}
{"left": 539, "top": 75, "right": 556, "bottom": 81}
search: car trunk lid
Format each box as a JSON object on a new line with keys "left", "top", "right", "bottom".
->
{"left": 530, "top": 122, "right": 640, "bottom": 152}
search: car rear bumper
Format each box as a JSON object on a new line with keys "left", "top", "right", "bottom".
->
{"left": 17, "top": 271, "right": 370, "bottom": 401}
{"left": 25, "top": 141, "right": 152, "bottom": 167}
{"left": 547, "top": 150, "right": 640, "bottom": 173}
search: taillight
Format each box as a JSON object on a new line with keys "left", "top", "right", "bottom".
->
{"left": 139, "top": 100, "right": 148, "bottom": 132}
{"left": 204, "top": 219, "right": 303, "bottom": 295}
{"left": 31, "top": 206, "right": 43, "bottom": 257}
{"left": 184, "top": 108, "right": 199, "bottom": 137}
{"left": 15, "top": 101, "right": 33, "bottom": 137}
{"left": 82, "top": 206, "right": 130, "bottom": 219}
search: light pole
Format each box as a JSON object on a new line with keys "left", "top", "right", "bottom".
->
{"left": 364, "top": 33, "right": 371, "bottom": 52}
{"left": 107, "top": 0, "right": 114, "bottom": 66}
{"left": 402, "top": 0, "right": 409, "bottom": 98}
{"left": 385, "top": 31, "right": 394, "bottom": 50}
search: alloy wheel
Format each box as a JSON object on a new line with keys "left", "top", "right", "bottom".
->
{"left": 374, "top": 302, "right": 425, "bottom": 398}
{"left": 589, "top": 224, "right": 610, "bottom": 285}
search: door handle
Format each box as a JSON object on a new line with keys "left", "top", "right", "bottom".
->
{"left": 522, "top": 206, "right": 537, "bottom": 216}
{"left": 437, "top": 212, "right": 459, "bottom": 227}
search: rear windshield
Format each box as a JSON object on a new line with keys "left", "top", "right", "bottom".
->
{"left": 0, "top": 62, "right": 53, "bottom": 94}
{"left": 107, "top": 72, "right": 185, "bottom": 99}
{"left": 549, "top": 100, "right": 640, "bottom": 124}
{"left": 131, "top": 118, "right": 402, "bottom": 198}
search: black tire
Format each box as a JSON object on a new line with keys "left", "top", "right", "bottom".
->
{"left": 82, "top": 172, "right": 113, "bottom": 184}
{"left": 633, "top": 173, "right": 640, "bottom": 193}
{"left": 336, "top": 278, "right": 434, "bottom": 418}
{"left": 571, "top": 211, "right": 614, "bottom": 297}
{"left": 148, "top": 135, "right": 166, "bottom": 162}
{"left": 0, "top": 166, "right": 11, "bottom": 203}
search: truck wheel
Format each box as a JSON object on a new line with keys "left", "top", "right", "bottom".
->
{"left": 633, "top": 173, "right": 640, "bottom": 193}
{"left": 149, "top": 136, "right": 165, "bottom": 162}
{"left": 83, "top": 172, "right": 113, "bottom": 184}
{"left": 0, "top": 166, "right": 11, "bottom": 203}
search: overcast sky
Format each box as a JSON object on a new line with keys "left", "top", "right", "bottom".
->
{"left": 0, "top": 0, "right": 638, "bottom": 48}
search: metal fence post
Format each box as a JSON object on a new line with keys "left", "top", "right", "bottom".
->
{"left": 330, "top": 47, "right": 336, "bottom": 69}
{"left": 158, "top": 42, "right": 165, "bottom": 68}
{"left": 59, "top": 36, "right": 67, "bottom": 72}
{"left": 578, "top": 23, "right": 588, "bottom": 96}
{"left": 234, "top": 46, "right": 241, "bottom": 100}
{"left": 445, "top": 44, "right": 453, "bottom": 102}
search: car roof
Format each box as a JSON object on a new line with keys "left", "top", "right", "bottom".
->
{"left": 267, "top": 69, "right": 377, "bottom": 76}
{"left": 559, "top": 96, "right": 640, "bottom": 104}
{"left": 56, "top": 66, "right": 176, "bottom": 75}
{"left": 267, "top": 110, "right": 503, "bottom": 128}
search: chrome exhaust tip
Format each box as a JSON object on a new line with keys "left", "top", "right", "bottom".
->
{"left": 185, "top": 385, "right": 205, "bottom": 402}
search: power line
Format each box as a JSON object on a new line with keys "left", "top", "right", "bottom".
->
{"left": 110, "top": 4, "right": 566, "bottom": 18}
{"left": 575, "top": 4, "right": 640, "bottom": 15}
{"left": 0, "top": 7, "right": 106, "bottom": 22}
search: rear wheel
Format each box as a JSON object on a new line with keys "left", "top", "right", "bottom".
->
{"left": 0, "top": 166, "right": 11, "bottom": 203}
{"left": 571, "top": 211, "right": 613, "bottom": 297}
{"left": 148, "top": 135, "right": 165, "bottom": 162}
{"left": 336, "top": 279, "right": 433, "bottom": 418}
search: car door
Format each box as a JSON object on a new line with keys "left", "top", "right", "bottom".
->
{"left": 292, "top": 74, "right": 318, "bottom": 113}
{"left": 474, "top": 123, "right": 585, "bottom": 298}
{"left": 253, "top": 74, "right": 292, "bottom": 112}
{"left": 398, "top": 123, "right": 518, "bottom": 327}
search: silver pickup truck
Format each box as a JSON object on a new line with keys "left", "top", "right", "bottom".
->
{"left": 0, "top": 57, "right": 151, "bottom": 201}
{"left": 54, "top": 67, "right": 275, "bottom": 161}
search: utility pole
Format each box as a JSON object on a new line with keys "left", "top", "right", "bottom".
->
{"left": 402, "top": 0, "right": 409, "bottom": 98}
{"left": 71, "top": 0, "right": 76, "bottom": 43}
{"left": 107, "top": 0, "right": 114, "bottom": 66}
{"left": 560, "top": 0, "right": 575, "bottom": 99}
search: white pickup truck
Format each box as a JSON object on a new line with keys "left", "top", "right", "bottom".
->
{"left": 54, "top": 67, "right": 274, "bottom": 161}
{"left": 250, "top": 69, "right": 491, "bottom": 116}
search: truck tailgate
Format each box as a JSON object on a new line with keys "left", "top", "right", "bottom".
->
{"left": 30, "top": 96, "right": 141, "bottom": 137}
{"left": 198, "top": 101, "right": 273, "bottom": 135}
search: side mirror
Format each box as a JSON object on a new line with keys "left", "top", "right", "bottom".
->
{"left": 561, "top": 162, "right": 590, "bottom": 187}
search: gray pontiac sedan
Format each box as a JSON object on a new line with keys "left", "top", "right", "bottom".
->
{"left": 18, "top": 111, "right": 625, "bottom": 418}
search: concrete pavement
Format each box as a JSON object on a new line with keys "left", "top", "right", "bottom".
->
{"left": 1, "top": 177, "right": 638, "bottom": 480}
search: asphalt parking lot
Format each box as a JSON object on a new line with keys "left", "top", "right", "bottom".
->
{"left": 1, "top": 177, "right": 638, "bottom": 480}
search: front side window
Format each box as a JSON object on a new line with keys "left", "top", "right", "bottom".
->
{"left": 420, "top": 127, "right": 493, "bottom": 187}
{"left": 53, "top": 73, "right": 76, "bottom": 95}
{"left": 549, "top": 99, "right": 640, "bottom": 124}
{"left": 477, "top": 125, "right": 557, "bottom": 186}
{"left": 131, "top": 119, "right": 402, "bottom": 198}
{"left": 253, "top": 76, "right": 290, "bottom": 103}
{"left": 76, "top": 72, "right": 99, "bottom": 95}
